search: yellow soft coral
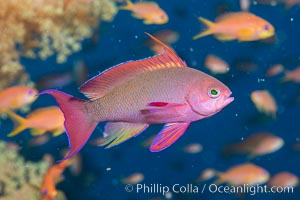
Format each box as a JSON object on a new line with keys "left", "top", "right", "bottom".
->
{"left": 0, "top": 0, "right": 117, "bottom": 89}
{"left": 0, "top": 141, "right": 50, "bottom": 199}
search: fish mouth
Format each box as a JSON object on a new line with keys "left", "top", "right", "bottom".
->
{"left": 224, "top": 96, "right": 234, "bottom": 106}
{"left": 223, "top": 93, "right": 234, "bottom": 107}
{"left": 258, "top": 30, "right": 274, "bottom": 39}
{"left": 214, "top": 94, "right": 234, "bottom": 113}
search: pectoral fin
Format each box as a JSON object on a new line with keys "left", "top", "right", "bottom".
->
{"left": 100, "top": 122, "right": 149, "bottom": 148}
{"left": 150, "top": 122, "right": 190, "bottom": 152}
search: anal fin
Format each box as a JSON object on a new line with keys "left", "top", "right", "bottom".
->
{"left": 100, "top": 122, "right": 149, "bottom": 148}
{"left": 150, "top": 122, "right": 190, "bottom": 152}
{"left": 30, "top": 129, "right": 46, "bottom": 136}
{"left": 215, "top": 34, "right": 236, "bottom": 41}
{"left": 52, "top": 128, "right": 65, "bottom": 137}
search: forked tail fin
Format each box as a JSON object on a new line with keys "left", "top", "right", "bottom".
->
{"left": 193, "top": 17, "right": 216, "bottom": 40}
{"left": 40, "top": 90, "right": 98, "bottom": 160}
{"left": 5, "top": 110, "right": 28, "bottom": 137}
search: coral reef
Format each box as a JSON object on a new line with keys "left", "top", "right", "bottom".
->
{"left": 0, "top": 141, "right": 50, "bottom": 200}
{"left": 0, "top": 0, "right": 117, "bottom": 89}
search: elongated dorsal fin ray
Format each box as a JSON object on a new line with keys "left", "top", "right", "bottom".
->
{"left": 79, "top": 33, "right": 187, "bottom": 100}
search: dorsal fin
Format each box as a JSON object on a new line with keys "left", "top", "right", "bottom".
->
{"left": 79, "top": 33, "right": 187, "bottom": 100}
{"left": 215, "top": 12, "right": 246, "bottom": 23}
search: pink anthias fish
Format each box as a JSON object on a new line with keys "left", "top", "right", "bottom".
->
{"left": 41, "top": 33, "right": 234, "bottom": 160}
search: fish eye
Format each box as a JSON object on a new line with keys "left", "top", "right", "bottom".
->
{"left": 208, "top": 88, "right": 220, "bottom": 98}
{"left": 27, "top": 89, "right": 34, "bottom": 95}
{"left": 263, "top": 24, "right": 270, "bottom": 30}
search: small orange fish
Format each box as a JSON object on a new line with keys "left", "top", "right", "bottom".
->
{"left": 265, "top": 64, "right": 284, "bottom": 77}
{"left": 5, "top": 106, "right": 65, "bottom": 137}
{"left": 193, "top": 12, "right": 275, "bottom": 41}
{"left": 250, "top": 90, "right": 277, "bottom": 117}
{"left": 0, "top": 86, "right": 38, "bottom": 111}
{"left": 214, "top": 163, "right": 270, "bottom": 186}
{"left": 40, "top": 159, "right": 72, "bottom": 200}
{"left": 268, "top": 172, "right": 299, "bottom": 187}
{"left": 281, "top": 66, "right": 300, "bottom": 83}
{"left": 224, "top": 132, "right": 284, "bottom": 158}
{"left": 204, "top": 54, "right": 229, "bottom": 74}
{"left": 119, "top": 0, "right": 168, "bottom": 24}
{"left": 197, "top": 168, "right": 216, "bottom": 182}
{"left": 183, "top": 143, "right": 203, "bottom": 154}
{"left": 121, "top": 173, "right": 144, "bottom": 184}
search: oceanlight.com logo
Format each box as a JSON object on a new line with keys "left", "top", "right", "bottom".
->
{"left": 208, "top": 184, "right": 294, "bottom": 195}
{"left": 124, "top": 183, "right": 294, "bottom": 196}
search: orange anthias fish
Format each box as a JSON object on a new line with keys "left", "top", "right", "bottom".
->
{"left": 5, "top": 106, "right": 65, "bottom": 137}
{"left": 0, "top": 86, "right": 38, "bottom": 111}
{"left": 121, "top": 173, "right": 145, "bottom": 184}
{"left": 204, "top": 54, "right": 229, "bottom": 74}
{"left": 183, "top": 143, "right": 203, "bottom": 154}
{"left": 41, "top": 33, "right": 234, "bottom": 160}
{"left": 213, "top": 163, "right": 270, "bottom": 186}
{"left": 193, "top": 12, "right": 275, "bottom": 41}
{"left": 250, "top": 90, "right": 277, "bottom": 117}
{"left": 40, "top": 159, "right": 72, "bottom": 200}
{"left": 119, "top": 0, "right": 168, "bottom": 24}
{"left": 268, "top": 172, "right": 299, "bottom": 187}
{"left": 197, "top": 168, "right": 216, "bottom": 182}
{"left": 281, "top": 66, "right": 300, "bottom": 83}
{"left": 265, "top": 64, "right": 284, "bottom": 77}
{"left": 224, "top": 132, "right": 284, "bottom": 158}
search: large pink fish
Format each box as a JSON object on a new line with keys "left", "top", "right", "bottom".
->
{"left": 41, "top": 33, "right": 234, "bottom": 159}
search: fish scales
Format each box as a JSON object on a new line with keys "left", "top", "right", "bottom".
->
{"left": 86, "top": 67, "right": 205, "bottom": 123}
